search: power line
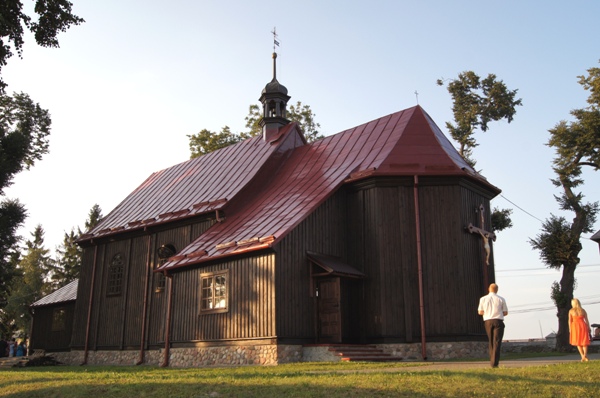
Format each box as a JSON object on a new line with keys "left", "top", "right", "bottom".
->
{"left": 510, "top": 300, "right": 600, "bottom": 314}
{"left": 498, "top": 194, "right": 598, "bottom": 241}
{"left": 497, "top": 263, "right": 600, "bottom": 273}
{"left": 499, "top": 194, "right": 545, "bottom": 223}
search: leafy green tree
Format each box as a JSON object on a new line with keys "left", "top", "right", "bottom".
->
{"left": 53, "top": 204, "right": 102, "bottom": 286}
{"left": 4, "top": 225, "right": 54, "bottom": 335}
{"left": 490, "top": 207, "right": 513, "bottom": 233}
{"left": 188, "top": 126, "right": 244, "bottom": 158}
{"left": 0, "top": 199, "right": 25, "bottom": 308}
{"left": 0, "top": 0, "right": 84, "bottom": 92}
{"left": 437, "top": 71, "right": 523, "bottom": 167}
{"left": 189, "top": 101, "right": 322, "bottom": 158}
{"left": 530, "top": 61, "right": 600, "bottom": 351}
{"left": 0, "top": 93, "right": 51, "bottom": 310}
{"left": 438, "top": 71, "right": 522, "bottom": 233}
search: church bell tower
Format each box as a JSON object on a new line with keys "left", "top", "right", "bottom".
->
{"left": 259, "top": 48, "right": 291, "bottom": 141}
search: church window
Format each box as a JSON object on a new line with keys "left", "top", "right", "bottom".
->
{"left": 107, "top": 253, "right": 124, "bottom": 296}
{"left": 155, "top": 244, "right": 176, "bottom": 292}
{"left": 51, "top": 307, "right": 66, "bottom": 331}
{"left": 200, "top": 271, "right": 228, "bottom": 313}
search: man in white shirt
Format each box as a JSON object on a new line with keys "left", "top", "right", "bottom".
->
{"left": 478, "top": 283, "right": 508, "bottom": 368}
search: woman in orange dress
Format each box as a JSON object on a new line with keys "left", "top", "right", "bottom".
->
{"left": 569, "top": 298, "right": 591, "bottom": 362}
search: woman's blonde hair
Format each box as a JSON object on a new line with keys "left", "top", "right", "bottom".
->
{"left": 571, "top": 298, "right": 584, "bottom": 315}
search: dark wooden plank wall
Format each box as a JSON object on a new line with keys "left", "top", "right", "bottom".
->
{"left": 121, "top": 235, "right": 149, "bottom": 348}
{"left": 169, "top": 253, "right": 276, "bottom": 342}
{"left": 96, "top": 240, "right": 131, "bottom": 348}
{"left": 346, "top": 177, "right": 495, "bottom": 343}
{"left": 347, "top": 181, "right": 420, "bottom": 343}
{"left": 274, "top": 190, "right": 348, "bottom": 340}
{"left": 71, "top": 218, "right": 215, "bottom": 350}
{"left": 31, "top": 303, "right": 75, "bottom": 351}
{"left": 417, "top": 180, "right": 493, "bottom": 340}
{"left": 459, "top": 183, "right": 495, "bottom": 336}
{"left": 71, "top": 246, "right": 99, "bottom": 348}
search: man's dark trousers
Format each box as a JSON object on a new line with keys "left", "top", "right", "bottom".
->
{"left": 485, "top": 319, "right": 505, "bottom": 367}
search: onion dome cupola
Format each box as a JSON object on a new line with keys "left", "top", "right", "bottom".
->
{"left": 259, "top": 52, "right": 291, "bottom": 141}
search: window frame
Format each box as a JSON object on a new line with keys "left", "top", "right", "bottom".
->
{"left": 51, "top": 307, "right": 67, "bottom": 332}
{"left": 200, "top": 270, "right": 229, "bottom": 314}
{"left": 107, "top": 253, "right": 125, "bottom": 297}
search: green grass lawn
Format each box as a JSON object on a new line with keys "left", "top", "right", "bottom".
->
{"left": 1, "top": 359, "right": 598, "bottom": 397}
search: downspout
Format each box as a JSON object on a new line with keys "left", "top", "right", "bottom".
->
{"left": 160, "top": 273, "right": 174, "bottom": 367}
{"left": 27, "top": 307, "right": 35, "bottom": 356}
{"left": 413, "top": 175, "right": 427, "bottom": 360}
{"left": 83, "top": 246, "right": 99, "bottom": 365}
{"left": 137, "top": 234, "right": 152, "bottom": 365}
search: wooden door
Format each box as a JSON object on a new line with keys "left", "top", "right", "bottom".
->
{"left": 317, "top": 278, "right": 341, "bottom": 343}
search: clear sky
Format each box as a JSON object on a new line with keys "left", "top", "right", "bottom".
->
{"left": 3, "top": 0, "right": 600, "bottom": 340}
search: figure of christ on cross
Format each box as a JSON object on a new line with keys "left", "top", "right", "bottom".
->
{"left": 467, "top": 204, "right": 496, "bottom": 266}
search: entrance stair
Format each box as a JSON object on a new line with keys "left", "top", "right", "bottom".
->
{"left": 327, "top": 344, "right": 401, "bottom": 362}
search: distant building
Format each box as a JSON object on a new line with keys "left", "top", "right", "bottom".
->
{"left": 43, "top": 51, "right": 502, "bottom": 366}
{"left": 591, "top": 230, "right": 600, "bottom": 254}
{"left": 30, "top": 280, "right": 78, "bottom": 353}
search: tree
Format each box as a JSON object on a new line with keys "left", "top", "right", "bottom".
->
{"left": 83, "top": 203, "right": 103, "bottom": 231}
{"left": 53, "top": 204, "right": 102, "bottom": 286}
{"left": 0, "top": 199, "right": 25, "bottom": 308}
{"left": 0, "top": 92, "right": 51, "bottom": 312}
{"left": 0, "top": 0, "right": 85, "bottom": 92}
{"left": 437, "top": 71, "right": 523, "bottom": 167}
{"left": 4, "top": 225, "right": 54, "bottom": 336}
{"left": 188, "top": 126, "right": 244, "bottom": 158}
{"left": 189, "top": 101, "right": 322, "bottom": 158}
{"left": 530, "top": 61, "right": 600, "bottom": 351}
{"left": 438, "top": 71, "right": 522, "bottom": 232}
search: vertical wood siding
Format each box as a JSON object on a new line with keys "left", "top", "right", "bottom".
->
{"left": 169, "top": 253, "right": 276, "bottom": 342}
{"left": 31, "top": 303, "right": 75, "bottom": 351}
{"left": 71, "top": 246, "right": 98, "bottom": 348}
{"left": 274, "top": 191, "right": 348, "bottom": 340}
{"left": 347, "top": 177, "right": 493, "bottom": 342}
{"left": 71, "top": 218, "right": 215, "bottom": 350}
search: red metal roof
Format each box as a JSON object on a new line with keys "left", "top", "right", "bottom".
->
{"left": 30, "top": 279, "right": 78, "bottom": 307}
{"left": 79, "top": 123, "right": 304, "bottom": 241}
{"left": 157, "top": 105, "right": 500, "bottom": 271}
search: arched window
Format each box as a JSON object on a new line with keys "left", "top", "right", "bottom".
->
{"left": 107, "top": 253, "right": 124, "bottom": 296}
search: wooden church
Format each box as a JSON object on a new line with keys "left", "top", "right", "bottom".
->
{"left": 60, "top": 52, "right": 501, "bottom": 366}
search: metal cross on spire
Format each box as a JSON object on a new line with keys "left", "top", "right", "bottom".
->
{"left": 272, "top": 27, "right": 280, "bottom": 52}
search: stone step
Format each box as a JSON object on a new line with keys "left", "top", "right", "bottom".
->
{"left": 0, "top": 356, "right": 29, "bottom": 368}
{"left": 326, "top": 345, "right": 402, "bottom": 362}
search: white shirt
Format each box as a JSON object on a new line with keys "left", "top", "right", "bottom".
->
{"left": 478, "top": 292, "right": 508, "bottom": 321}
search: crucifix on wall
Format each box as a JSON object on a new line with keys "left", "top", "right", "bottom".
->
{"left": 467, "top": 204, "right": 496, "bottom": 266}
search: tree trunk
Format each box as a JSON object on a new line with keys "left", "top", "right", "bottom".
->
{"left": 555, "top": 264, "right": 576, "bottom": 351}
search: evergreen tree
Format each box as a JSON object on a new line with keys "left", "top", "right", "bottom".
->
{"left": 53, "top": 204, "right": 102, "bottom": 286}
{"left": 4, "top": 225, "right": 54, "bottom": 335}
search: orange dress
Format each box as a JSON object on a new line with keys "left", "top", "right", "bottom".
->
{"left": 570, "top": 315, "right": 590, "bottom": 346}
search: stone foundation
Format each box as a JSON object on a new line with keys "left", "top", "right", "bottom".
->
{"left": 48, "top": 339, "right": 591, "bottom": 367}
{"left": 50, "top": 344, "right": 302, "bottom": 367}
{"left": 380, "top": 341, "right": 489, "bottom": 360}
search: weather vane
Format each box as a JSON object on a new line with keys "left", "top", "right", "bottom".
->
{"left": 415, "top": 90, "right": 419, "bottom": 104}
{"left": 272, "top": 27, "right": 280, "bottom": 52}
